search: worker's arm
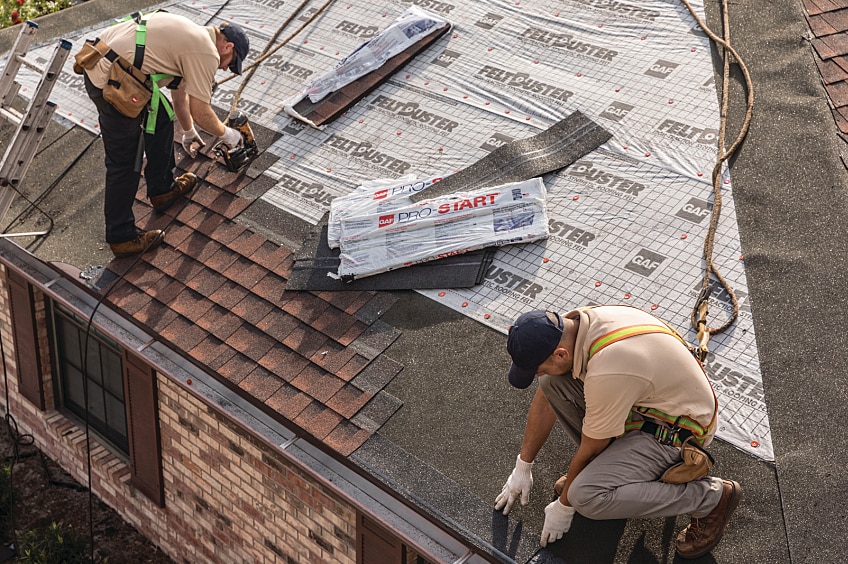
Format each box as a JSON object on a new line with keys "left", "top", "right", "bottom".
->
{"left": 520, "top": 386, "right": 557, "bottom": 463}
{"left": 188, "top": 94, "right": 227, "bottom": 136}
{"left": 170, "top": 86, "right": 193, "bottom": 132}
{"left": 539, "top": 433, "right": 611, "bottom": 547}
{"left": 559, "top": 433, "right": 612, "bottom": 506}
{"left": 495, "top": 387, "right": 557, "bottom": 515}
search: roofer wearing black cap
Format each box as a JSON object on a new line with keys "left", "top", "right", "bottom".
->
{"left": 495, "top": 305, "right": 742, "bottom": 559}
{"left": 79, "top": 12, "right": 249, "bottom": 257}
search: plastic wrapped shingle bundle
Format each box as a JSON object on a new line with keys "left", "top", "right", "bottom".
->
{"left": 327, "top": 173, "right": 449, "bottom": 249}
{"left": 336, "top": 178, "right": 549, "bottom": 281}
{"left": 284, "top": 7, "right": 450, "bottom": 127}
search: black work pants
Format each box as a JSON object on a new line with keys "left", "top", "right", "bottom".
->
{"left": 84, "top": 73, "right": 175, "bottom": 244}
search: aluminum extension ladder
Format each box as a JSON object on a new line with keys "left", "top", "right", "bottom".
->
{"left": 0, "top": 21, "right": 71, "bottom": 230}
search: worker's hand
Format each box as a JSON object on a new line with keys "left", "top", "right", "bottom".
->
{"left": 540, "top": 499, "right": 575, "bottom": 547}
{"left": 494, "top": 455, "right": 533, "bottom": 515}
{"left": 220, "top": 126, "right": 242, "bottom": 148}
{"left": 181, "top": 126, "right": 205, "bottom": 158}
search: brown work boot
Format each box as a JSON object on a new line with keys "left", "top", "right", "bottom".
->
{"left": 149, "top": 172, "right": 198, "bottom": 212}
{"left": 109, "top": 229, "right": 165, "bottom": 258}
{"left": 675, "top": 480, "right": 743, "bottom": 559}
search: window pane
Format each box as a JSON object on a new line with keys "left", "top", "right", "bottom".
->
{"left": 62, "top": 364, "right": 84, "bottom": 410}
{"left": 87, "top": 382, "right": 106, "bottom": 423}
{"left": 86, "top": 341, "right": 103, "bottom": 387}
{"left": 102, "top": 349, "right": 123, "bottom": 399}
{"left": 57, "top": 316, "right": 81, "bottom": 370}
{"left": 105, "top": 393, "right": 127, "bottom": 438}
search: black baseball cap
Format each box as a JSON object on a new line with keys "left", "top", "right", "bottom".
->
{"left": 506, "top": 310, "right": 564, "bottom": 389}
{"left": 220, "top": 22, "right": 249, "bottom": 75}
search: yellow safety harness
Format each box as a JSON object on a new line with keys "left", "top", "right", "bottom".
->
{"left": 587, "top": 322, "right": 718, "bottom": 447}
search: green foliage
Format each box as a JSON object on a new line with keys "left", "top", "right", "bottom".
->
{"left": 0, "top": 0, "right": 70, "bottom": 29}
{"left": 16, "top": 521, "right": 90, "bottom": 563}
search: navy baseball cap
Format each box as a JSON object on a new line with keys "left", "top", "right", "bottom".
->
{"left": 220, "top": 22, "right": 249, "bottom": 75}
{"left": 506, "top": 310, "right": 564, "bottom": 389}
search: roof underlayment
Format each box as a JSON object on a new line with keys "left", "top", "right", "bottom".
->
{"left": 9, "top": 0, "right": 771, "bottom": 461}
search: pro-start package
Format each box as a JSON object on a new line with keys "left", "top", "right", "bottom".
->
{"left": 337, "top": 178, "right": 549, "bottom": 280}
{"left": 327, "top": 173, "right": 449, "bottom": 249}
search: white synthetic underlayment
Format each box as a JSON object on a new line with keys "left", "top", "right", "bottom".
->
{"left": 6, "top": 0, "right": 772, "bottom": 461}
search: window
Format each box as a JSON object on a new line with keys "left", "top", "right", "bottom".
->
{"left": 50, "top": 301, "right": 128, "bottom": 455}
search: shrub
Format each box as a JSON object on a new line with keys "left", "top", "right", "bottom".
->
{"left": 0, "top": 0, "right": 71, "bottom": 29}
{"left": 16, "top": 521, "right": 90, "bottom": 563}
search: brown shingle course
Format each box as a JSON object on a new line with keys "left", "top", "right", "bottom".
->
{"left": 238, "top": 367, "right": 285, "bottom": 401}
{"left": 196, "top": 304, "right": 244, "bottom": 341}
{"left": 294, "top": 402, "right": 343, "bottom": 440}
{"left": 217, "top": 352, "right": 255, "bottom": 386}
{"left": 282, "top": 322, "right": 329, "bottom": 358}
{"left": 290, "top": 363, "right": 345, "bottom": 403}
{"left": 324, "top": 420, "right": 370, "bottom": 456}
{"left": 250, "top": 272, "right": 288, "bottom": 304}
{"left": 208, "top": 279, "right": 250, "bottom": 310}
{"left": 169, "top": 287, "right": 214, "bottom": 322}
{"left": 326, "top": 384, "right": 371, "bottom": 419}
{"left": 231, "top": 294, "right": 276, "bottom": 325}
{"left": 282, "top": 292, "right": 330, "bottom": 324}
{"left": 227, "top": 325, "right": 277, "bottom": 362}
{"left": 265, "top": 384, "right": 313, "bottom": 421}
{"left": 132, "top": 298, "right": 179, "bottom": 333}
{"left": 161, "top": 315, "right": 208, "bottom": 351}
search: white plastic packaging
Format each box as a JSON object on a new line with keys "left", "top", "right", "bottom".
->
{"left": 327, "top": 173, "right": 449, "bottom": 249}
{"left": 337, "top": 178, "right": 549, "bottom": 280}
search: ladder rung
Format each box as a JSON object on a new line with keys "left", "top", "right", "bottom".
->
{"left": 13, "top": 55, "right": 44, "bottom": 75}
{"left": 0, "top": 106, "right": 23, "bottom": 125}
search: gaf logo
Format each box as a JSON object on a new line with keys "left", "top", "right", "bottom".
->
{"left": 475, "top": 13, "right": 504, "bottom": 30}
{"left": 625, "top": 249, "right": 667, "bottom": 277}
{"left": 297, "top": 7, "right": 318, "bottom": 21}
{"left": 283, "top": 119, "right": 307, "bottom": 136}
{"left": 600, "top": 101, "right": 634, "bottom": 122}
{"left": 480, "top": 132, "right": 515, "bottom": 152}
{"left": 378, "top": 214, "right": 395, "bottom": 228}
{"left": 434, "top": 49, "right": 460, "bottom": 68}
{"left": 676, "top": 197, "right": 712, "bottom": 224}
{"left": 645, "top": 60, "right": 679, "bottom": 79}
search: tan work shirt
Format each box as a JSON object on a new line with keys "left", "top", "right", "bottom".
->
{"left": 568, "top": 305, "right": 717, "bottom": 445}
{"left": 86, "top": 12, "right": 219, "bottom": 103}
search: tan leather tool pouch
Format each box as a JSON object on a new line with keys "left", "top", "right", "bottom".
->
{"left": 73, "top": 39, "right": 111, "bottom": 74}
{"left": 102, "top": 57, "right": 152, "bottom": 118}
{"left": 660, "top": 436, "right": 715, "bottom": 484}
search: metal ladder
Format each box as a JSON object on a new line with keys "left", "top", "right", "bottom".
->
{"left": 0, "top": 20, "right": 72, "bottom": 231}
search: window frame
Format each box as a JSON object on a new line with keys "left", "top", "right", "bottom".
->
{"left": 48, "top": 299, "right": 130, "bottom": 456}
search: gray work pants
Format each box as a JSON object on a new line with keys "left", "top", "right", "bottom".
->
{"left": 539, "top": 374, "right": 723, "bottom": 519}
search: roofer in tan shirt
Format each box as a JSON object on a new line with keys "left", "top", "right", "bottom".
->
{"left": 495, "top": 305, "right": 742, "bottom": 559}
{"left": 81, "top": 12, "right": 249, "bottom": 257}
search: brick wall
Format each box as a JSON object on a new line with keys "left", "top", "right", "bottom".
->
{"left": 0, "top": 266, "right": 358, "bottom": 563}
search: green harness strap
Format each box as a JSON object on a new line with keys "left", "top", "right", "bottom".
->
{"left": 587, "top": 322, "right": 719, "bottom": 446}
{"left": 127, "top": 12, "right": 176, "bottom": 133}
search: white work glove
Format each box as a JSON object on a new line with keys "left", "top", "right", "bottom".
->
{"left": 494, "top": 455, "right": 533, "bottom": 515}
{"left": 181, "top": 126, "right": 205, "bottom": 158}
{"left": 540, "top": 499, "right": 575, "bottom": 547}
{"left": 220, "top": 126, "right": 242, "bottom": 148}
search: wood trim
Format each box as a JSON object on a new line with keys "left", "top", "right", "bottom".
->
{"left": 4, "top": 269, "right": 44, "bottom": 410}
{"left": 122, "top": 348, "right": 164, "bottom": 507}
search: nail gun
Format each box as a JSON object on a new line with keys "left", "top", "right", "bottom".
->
{"left": 214, "top": 111, "right": 259, "bottom": 173}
